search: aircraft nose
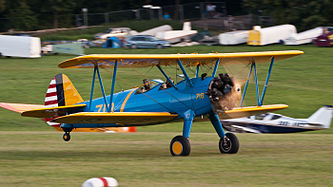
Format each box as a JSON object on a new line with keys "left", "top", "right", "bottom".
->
{"left": 206, "top": 74, "right": 241, "bottom": 111}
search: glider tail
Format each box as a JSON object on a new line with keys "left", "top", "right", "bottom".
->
{"left": 308, "top": 105, "right": 333, "bottom": 128}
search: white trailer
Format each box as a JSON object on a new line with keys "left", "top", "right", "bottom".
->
{"left": 218, "top": 30, "right": 249, "bottom": 45}
{"left": 155, "top": 22, "right": 197, "bottom": 43}
{"left": 0, "top": 35, "right": 41, "bottom": 58}
{"left": 247, "top": 24, "right": 297, "bottom": 46}
{"left": 283, "top": 27, "right": 324, "bottom": 45}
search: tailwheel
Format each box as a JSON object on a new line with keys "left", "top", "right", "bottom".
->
{"left": 63, "top": 132, "right": 71, "bottom": 142}
{"left": 219, "top": 133, "right": 239, "bottom": 154}
{"left": 170, "top": 135, "right": 191, "bottom": 156}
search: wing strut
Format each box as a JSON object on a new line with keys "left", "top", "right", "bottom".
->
{"left": 89, "top": 66, "right": 97, "bottom": 111}
{"left": 156, "top": 65, "right": 176, "bottom": 89}
{"left": 195, "top": 64, "right": 200, "bottom": 78}
{"left": 89, "top": 65, "right": 109, "bottom": 112}
{"left": 108, "top": 60, "right": 118, "bottom": 112}
{"left": 89, "top": 62, "right": 117, "bottom": 112}
{"left": 177, "top": 59, "right": 192, "bottom": 87}
{"left": 240, "top": 57, "right": 275, "bottom": 107}
{"left": 260, "top": 57, "right": 275, "bottom": 105}
{"left": 212, "top": 58, "right": 220, "bottom": 77}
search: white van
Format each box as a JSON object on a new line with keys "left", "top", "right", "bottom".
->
{"left": 0, "top": 35, "right": 41, "bottom": 58}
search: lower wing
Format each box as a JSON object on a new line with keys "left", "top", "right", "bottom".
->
{"left": 0, "top": 102, "right": 136, "bottom": 132}
{"left": 52, "top": 112, "right": 179, "bottom": 126}
{"left": 221, "top": 104, "right": 288, "bottom": 119}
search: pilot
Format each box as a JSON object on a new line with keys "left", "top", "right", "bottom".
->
{"left": 159, "top": 83, "right": 167, "bottom": 90}
{"left": 201, "top": 73, "right": 207, "bottom": 80}
{"left": 166, "top": 77, "right": 174, "bottom": 88}
{"left": 143, "top": 79, "right": 150, "bottom": 91}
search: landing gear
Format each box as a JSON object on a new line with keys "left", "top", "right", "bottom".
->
{"left": 219, "top": 133, "right": 239, "bottom": 154}
{"left": 170, "top": 135, "right": 190, "bottom": 156}
{"left": 208, "top": 112, "right": 240, "bottom": 154}
{"left": 62, "top": 127, "right": 72, "bottom": 142}
{"left": 63, "top": 132, "right": 71, "bottom": 142}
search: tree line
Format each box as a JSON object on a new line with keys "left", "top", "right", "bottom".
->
{"left": 0, "top": 0, "right": 332, "bottom": 32}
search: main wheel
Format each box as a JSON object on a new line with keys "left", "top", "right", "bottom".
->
{"left": 63, "top": 132, "right": 71, "bottom": 142}
{"left": 170, "top": 135, "right": 191, "bottom": 156}
{"left": 219, "top": 133, "right": 239, "bottom": 154}
{"left": 156, "top": 44, "right": 163, "bottom": 49}
{"left": 131, "top": 44, "right": 137, "bottom": 49}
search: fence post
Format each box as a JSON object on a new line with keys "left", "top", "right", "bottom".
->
{"left": 135, "top": 9, "right": 141, "bottom": 20}
{"left": 75, "top": 14, "right": 81, "bottom": 26}
{"left": 82, "top": 8, "right": 88, "bottom": 26}
{"left": 179, "top": 4, "right": 184, "bottom": 21}
{"left": 200, "top": 2, "right": 205, "bottom": 19}
{"left": 104, "top": 12, "right": 109, "bottom": 25}
{"left": 158, "top": 8, "right": 163, "bottom": 20}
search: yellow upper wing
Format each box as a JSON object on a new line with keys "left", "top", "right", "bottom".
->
{"left": 59, "top": 50, "right": 304, "bottom": 69}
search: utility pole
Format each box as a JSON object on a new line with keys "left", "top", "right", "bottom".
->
{"left": 82, "top": 8, "right": 88, "bottom": 26}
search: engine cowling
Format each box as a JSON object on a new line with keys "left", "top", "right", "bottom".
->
{"left": 206, "top": 73, "right": 242, "bottom": 112}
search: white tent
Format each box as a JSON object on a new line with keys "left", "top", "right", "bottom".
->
{"left": 0, "top": 35, "right": 41, "bottom": 58}
{"left": 218, "top": 30, "right": 249, "bottom": 45}
{"left": 247, "top": 24, "right": 296, "bottom": 46}
{"left": 283, "top": 27, "right": 324, "bottom": 45}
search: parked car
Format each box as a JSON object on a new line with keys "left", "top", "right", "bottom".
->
{"left": 94, "top": 27, "right": 136, "bottom": 39}
{"left": 125, "top": 35, "right": 171, "bottom": 49}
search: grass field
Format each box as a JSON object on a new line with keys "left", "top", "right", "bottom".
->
{"left": 0, "top": 45, "right": 333, "bottom": 186}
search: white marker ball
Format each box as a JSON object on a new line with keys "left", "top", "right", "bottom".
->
{"left": 82, "top": 177, "right": 118, "bottom": 187}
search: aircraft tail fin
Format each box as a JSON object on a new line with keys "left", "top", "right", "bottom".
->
{"left": 308, "top": 105, "right": 333, "bottom": 128}
{"left": 44, "top": 73, "right": 83, "bottom": 127}
{"left": 45, "top": 73, "right": 83, "bottom": 108}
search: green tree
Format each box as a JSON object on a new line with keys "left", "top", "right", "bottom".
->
{"left": 7, "top": 0, "right": 38, "bottom": 30}
{"left": 0, "top": 0, "right": 5, "bottom": 12}
{"left": 40, "top": 0, "right": 76, "bottom": 28}
{"left": 243, "top": 0, "right": 333, "bottom": 31}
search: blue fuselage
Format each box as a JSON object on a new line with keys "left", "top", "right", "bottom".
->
{"left": 81, "top": 77, "right": 214, "bottom": 124}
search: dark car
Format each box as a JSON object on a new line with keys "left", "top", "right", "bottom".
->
{"left": 125, "top": 35, "right": 171, "bottom": 49}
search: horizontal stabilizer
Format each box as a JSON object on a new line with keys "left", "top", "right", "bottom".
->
{"left": 21, "top": 104, "right": 86, "bottom": 118}
{"left": 0, "top": 102, "right": 44, "bottom": 113}
{"left": 52, "top": 112, "right": 178, "bottom": 125}
{"left": 220, "top": 104, "right": 288, "bottom": 119}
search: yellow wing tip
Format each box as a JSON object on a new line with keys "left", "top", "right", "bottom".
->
{"left": 226, "top": 104, "right": 288, "bottom": 113}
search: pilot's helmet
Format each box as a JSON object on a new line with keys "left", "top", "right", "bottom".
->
{"left": 143, "top": 79, "right": 149, "bottom": 85}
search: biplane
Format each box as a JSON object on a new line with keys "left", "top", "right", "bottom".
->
{"left": 0, "top": 50, "right": 303, "bottom": 156}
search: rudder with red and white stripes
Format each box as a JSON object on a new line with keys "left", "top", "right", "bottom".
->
{"left": 44, "top": 74, "right": 83, "bottom": 126}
